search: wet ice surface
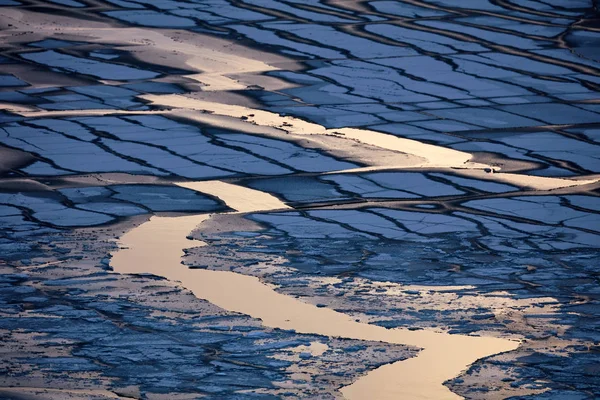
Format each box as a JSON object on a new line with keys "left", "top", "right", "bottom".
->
{"left": 0, "top": 0, "right": 599, "bottom": 399}
{"left": 0, "top": 227, "right": 414, "bottom": 399}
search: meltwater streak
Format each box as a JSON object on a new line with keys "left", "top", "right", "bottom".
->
{"left": 110, "top": 181, "right": 519, "bottom": 400}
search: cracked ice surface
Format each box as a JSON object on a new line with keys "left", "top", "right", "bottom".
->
{"left": 1, "top": 0, "right": 599, "bottom": 399}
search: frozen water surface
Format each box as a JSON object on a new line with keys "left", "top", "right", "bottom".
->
{"left": 1, "top": 0, "right": 599, "bottom": 399}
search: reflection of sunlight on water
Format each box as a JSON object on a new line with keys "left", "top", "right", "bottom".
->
{"left": 176, "top": 181, "right": 291, "bottom": 212}
{"left": 38, "top": 90, "right": 590, "bottom": 192}
{"left": 142, "top": 94, "right": 481, "bottom": 169}
{"left": 111, "top": 180, "right": 519, "bottom": 400}
{"left": 292, "top": 341, "right": 330, "bottom": 357}
{"left": 13, "top": 89, "right": 600, "bottom": 190}
{"left": 1, "top": 3, "right": 598, "bottom": 399}
{"left": 290, "top": 274, "right": 567, "bottom": 346}
{"left": 5, "top": 5, "right": 597, "bottom": 192}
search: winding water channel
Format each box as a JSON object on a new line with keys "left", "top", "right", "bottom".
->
{"left": 2, "top": 1, "right": 599, "bottom": 398}
{"left": 111, "top": 181, "right": 519, "bottom": 400}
